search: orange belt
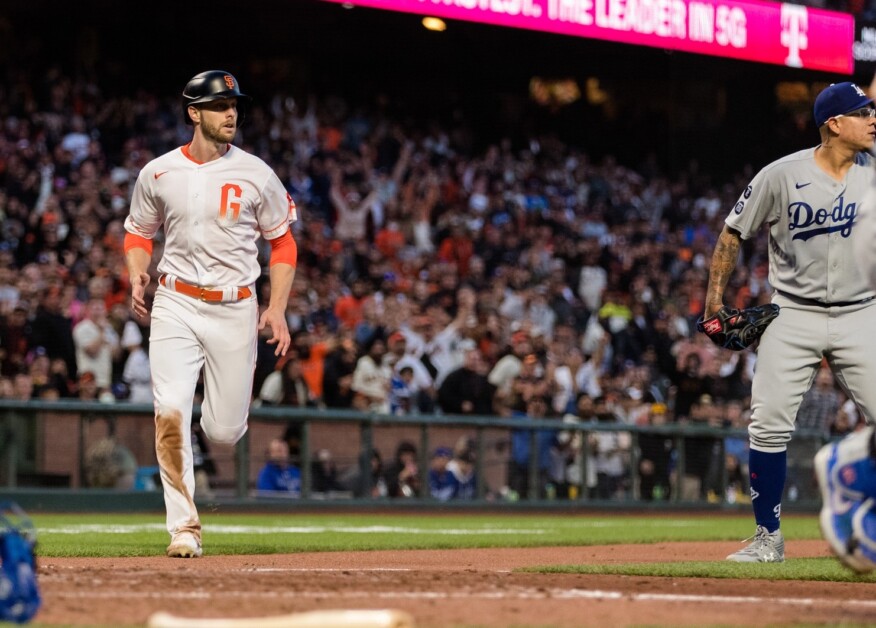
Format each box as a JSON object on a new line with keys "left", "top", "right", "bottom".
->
{"left": 159, "top": 275, "right": 252, "bottom": 302}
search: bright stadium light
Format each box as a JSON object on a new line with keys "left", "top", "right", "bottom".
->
{"left": 422, "top": 17, "right": 447, "bottom": 32}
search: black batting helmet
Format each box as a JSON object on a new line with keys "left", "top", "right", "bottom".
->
{"left": 181, "top": 70, "right": 251, "bottom": 125}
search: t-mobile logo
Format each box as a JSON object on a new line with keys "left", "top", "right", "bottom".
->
{"left": 780, "top": 4, "right": 808, "bottom": 68}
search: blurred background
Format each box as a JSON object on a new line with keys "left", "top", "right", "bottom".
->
{"left": 0, "top": 0, "right": 870, "bottom": 507}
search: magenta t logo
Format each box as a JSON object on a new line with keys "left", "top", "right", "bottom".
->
{"left": 781, "top": 4, "right": 808, "bottom": 68}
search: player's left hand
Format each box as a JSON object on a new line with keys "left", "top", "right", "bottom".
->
{"left": 696, "top": 303, "right": 780, "bottom": 351}
{"left": 259, "top": 306, "right": 291, "bottom": 356}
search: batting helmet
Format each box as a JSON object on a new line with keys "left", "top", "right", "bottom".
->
{"left": 181, "top": 70, "right": 251, "bottom": 125}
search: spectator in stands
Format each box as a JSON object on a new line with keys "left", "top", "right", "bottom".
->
{"left": 334, "top": 277, "right": 369, "bottom": 332}
{"left": 437, "top": 220, "right": 475, "bottom": 277}
{"left": 637, "top": 402, "right": 674, "bottom": 501}
{"left": 351, "top": 336, "right": 391, "bottom": 413}
{"left": 83, "top": 436, "right": 138, "bottom": 489}
{"left": 72, "top": 298, "right": 120, "bottom": 390}
{"left": 27, "top": 347, "right": 54, "bottom": 398}
{"left": 343, "top": 449, "right": 388, "bottom": 498}
{"left": 47, "top": 357, "right": 76, "bottom": 398}
{"left": 383, "top": 440, "right": 420, "bottom": 498}
{"left": 384, "top": 331, "right": 435, "bottom": 413}
{"left": 502, "top": 353, "right": 552, "bottom": 416}
{"left": 388, "top": 365, "right": 415, "bottom": 415}
{"left": 507, "top": 394, "right": 555, "bottom": 500}
{"left": 76, "top": 371, "right": 100, "bottom": 401}
{"left": 10, "top": 373, "right": 36, "bottom": 401}
{"left": 588, "top": 396, "right": 631, "bottom": 500}
{"left": 256, "top": 438, "right": 301, "bottom": 497}
{"left": 290, "top": 329, "right": 331, "bottom": 405}
{"left": 121, "top": 320, "right": 152, "bottom": 404}
{"left": 29, "top": 285, "right": 76, "bottom": 377}
{"left": 488, "top": 331, "right": 533, "bottom": 415}
{"left": 322, "top": 337, "right": 358, "bottom": 408}
{"left": 257, "top": 352, "right": 312, "bottom": 407}
{"left": 550, "top": 341, "right": 604, "bottom": 416}
{"left": 437, "top": 347, "right": 492, "bottom": 415}
{"left": 329, "top": 159, "right": 380, "bottom": 243}
{"left": 681, "top": 394, "right": 723, "bottom": 501}
{"left": 0, "top": 377, "right": 13, "bottom": 399}
{"left": 670, "top": 352, "right": 709, "bottom": 422}
{"left": 1, "top": 303, "right": 32, "bottom": 377}
{"left": 408, "top": 286, "right": 477, "bottom": 389}
{"left": 311, "top": 448, "right": 344, "bottom": 494}
{"left": 354, "top": 295, "right": 387, "bottom": 349}
{"left": 428, "top": 446, "right": 456, "bottom": 501}
{"left": 447, "top": 437, "right": 478, "bottom": 500}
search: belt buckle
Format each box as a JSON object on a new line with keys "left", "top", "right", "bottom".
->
{"left": 199, "top": 286, "right": 214, "bottom": 302}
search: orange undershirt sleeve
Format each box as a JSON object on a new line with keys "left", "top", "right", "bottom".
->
{"left": 124, "top": 232, "right": 154, "bottom": 255}
{"left": 269, "top": 230, "right": 298, "bottom": 267}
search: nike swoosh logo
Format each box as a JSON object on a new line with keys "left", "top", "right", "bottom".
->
{"left": 795, "top": 182, "right": 811, "bottom": 189}
{"left": 154, "top": 171, "right": 169, "bottom": 180}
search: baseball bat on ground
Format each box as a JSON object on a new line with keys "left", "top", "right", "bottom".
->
{"left": 147, "top": 609, "right": 415, "bottom": 628}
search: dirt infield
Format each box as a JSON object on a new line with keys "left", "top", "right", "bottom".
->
{"left": 36, "top": 540, "right": 875, "bottom": 627}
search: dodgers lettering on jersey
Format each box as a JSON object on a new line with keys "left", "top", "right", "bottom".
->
{"left": 125, "top": 144, "right": 297, "bottom": 288}
{"left": 725, "top": 147, "right": 876, "bottom": 304}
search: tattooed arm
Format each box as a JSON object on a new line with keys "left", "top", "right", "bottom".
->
{"left": 704, "top": 225, "right": 743, "bottom": 317}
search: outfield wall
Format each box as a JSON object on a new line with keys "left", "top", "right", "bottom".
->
{"left": 0, "top": 399, "right": 827, "bottom": 513}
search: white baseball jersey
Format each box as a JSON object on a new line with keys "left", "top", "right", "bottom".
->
{"left": 125, "top": 144, "right": 297, "bottom": 287}
{"left": 725, "top": 147, "right": 876, "bottom": 304}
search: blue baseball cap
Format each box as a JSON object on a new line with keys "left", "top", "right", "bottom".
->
{"left": 814, "top": 82, "right": 873, "bottom": 127}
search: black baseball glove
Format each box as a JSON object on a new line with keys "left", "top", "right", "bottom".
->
{"left": 696, "top": 304, "right": 780, "bottom": 351}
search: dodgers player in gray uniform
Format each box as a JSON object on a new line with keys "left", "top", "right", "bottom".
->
{"left": 703, "top": 81, "right": 876, "bottom": 562}
{"left": 815, "top": 80, "right": 876, "bottom": 575}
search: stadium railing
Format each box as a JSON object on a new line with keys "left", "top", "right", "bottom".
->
{"left": 0, "top": 399, "right": 828, "bottom": 511}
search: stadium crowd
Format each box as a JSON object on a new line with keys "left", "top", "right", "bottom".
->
{"left": 0, "top": 68, "right": 864, "bottom": 501}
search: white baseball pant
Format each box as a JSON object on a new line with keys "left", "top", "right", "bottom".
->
{"left": 149, "top": 285, "right": 258, "bottom": 538}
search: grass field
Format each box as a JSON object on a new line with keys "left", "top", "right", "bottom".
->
{"left": 32, "top": 511, "right": 822, "bottom": 557}
{"left": 31, "top": 510, "right": 876, "bottom": 584}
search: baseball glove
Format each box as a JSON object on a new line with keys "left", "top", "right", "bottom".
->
{"left": 696, "top": 304, "right": 780, "bottom": 351}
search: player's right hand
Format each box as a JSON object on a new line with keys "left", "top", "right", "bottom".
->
{"left": 130, "top": 272, "right": 151, "bottom": 318}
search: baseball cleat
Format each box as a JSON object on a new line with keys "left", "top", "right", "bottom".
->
{"left": 726, "top": 525, "right": 784, "bottom": 563}
{"left": 815, "top": 442, "right": 876, "bottom": 573}
{"left": 166, "top": 532, "right": 202, "bottom": 558}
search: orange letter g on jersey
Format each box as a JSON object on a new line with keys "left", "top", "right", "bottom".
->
{"left": 219, "top": 183, "right": 243, "bottom": 222}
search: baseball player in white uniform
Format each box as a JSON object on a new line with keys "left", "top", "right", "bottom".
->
{"left": 816, "top": 79, "right": 876, "bottom": 575}
{"left": 124, "top": 71, "right": 298, "bottom": 557}
{"left": 703, "top": 81, "right": 876, "bottom": 563}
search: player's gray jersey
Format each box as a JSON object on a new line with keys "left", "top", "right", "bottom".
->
{"left": 725, "top": 147, "right": 876, "bottom": 304}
